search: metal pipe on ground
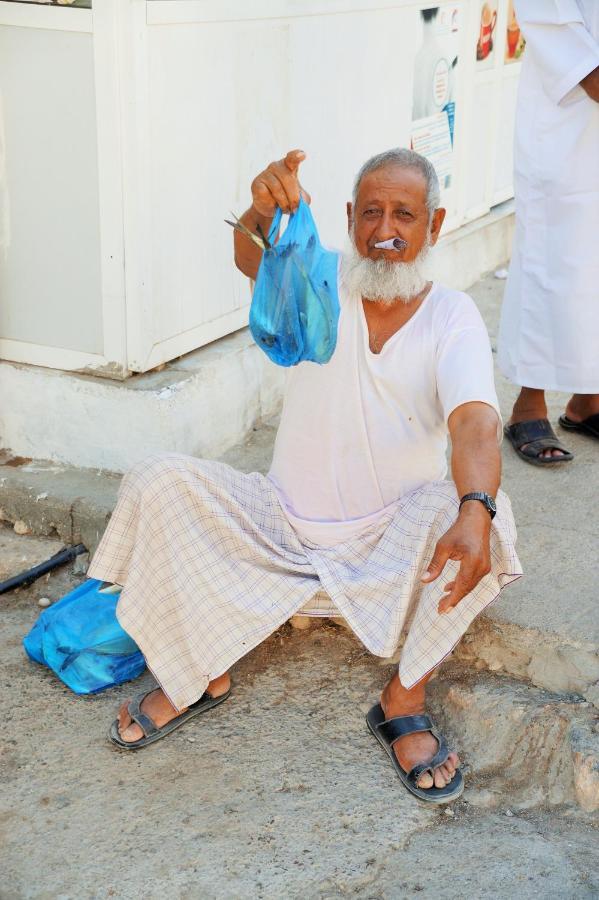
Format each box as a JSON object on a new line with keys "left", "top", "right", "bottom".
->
{"left": 0, "top": 544, "right": 88, "bottom": 595}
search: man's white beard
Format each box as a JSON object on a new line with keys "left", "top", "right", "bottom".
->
{"left": 340, "top": 236, "right": 432, "bottom": 304}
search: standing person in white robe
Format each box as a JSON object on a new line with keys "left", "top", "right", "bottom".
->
{"left": 88, "top": 148, "right": 522, "bottom": 806}
{"left": 500, "top": 0, "right": 599, "bottom": 466}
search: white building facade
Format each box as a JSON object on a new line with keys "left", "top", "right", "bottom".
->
{"left": 0, "top": 0, "right": 522, "bottom": 470}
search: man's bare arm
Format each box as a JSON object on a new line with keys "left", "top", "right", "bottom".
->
{"left": 580, "top": 65, "right": 599, "bottom": 102}
{"left": 422, "top": 402, "right": 501, "bottom": 613}
{"left": 233, "top": 149, "right": 309, "bottom": 281}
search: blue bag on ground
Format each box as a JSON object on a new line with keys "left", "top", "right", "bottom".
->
{"left": 23, "top": 578, "right": 145, "bottom": 694}
{"left": 249, "top": 198, "right": 340, "bottom": 367}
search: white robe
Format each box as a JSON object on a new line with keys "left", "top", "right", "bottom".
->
{"left": 498, "top": 0, "right": 599, "bottom": 393}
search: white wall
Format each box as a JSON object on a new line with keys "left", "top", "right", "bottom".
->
{"left": 0, "top": 23, "right": 103, "bottom": 353}
{"left": 0, "top": 0, "right": 521, "bottom": 377}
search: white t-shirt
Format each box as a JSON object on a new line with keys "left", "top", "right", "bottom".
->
{"left": 267, "top": 276, "right": 500, "bottom": 547}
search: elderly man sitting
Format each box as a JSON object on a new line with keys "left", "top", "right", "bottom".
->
{"left": 89, "top": 148, "right": 522, "bottom": 804}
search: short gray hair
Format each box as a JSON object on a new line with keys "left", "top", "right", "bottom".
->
{"left": 352, "top": 148, "right": 441, "bottom": 217}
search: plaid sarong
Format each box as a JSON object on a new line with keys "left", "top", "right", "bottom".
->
{"left": 89, "top": 454, "right": 522, "bottom": 710}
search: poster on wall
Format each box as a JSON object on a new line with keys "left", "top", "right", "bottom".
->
{"left": 475, "top": 1, "right": 498, "bottom": 67}
{"left": 411, "top": 5, "right": 460, "bottom": 191}
{"left": 505, "top": 0, "right": 525, "bottom": 63}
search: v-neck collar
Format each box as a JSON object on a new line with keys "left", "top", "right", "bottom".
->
{"left": 360, "top": 282, "right": 436, "bottom": 357}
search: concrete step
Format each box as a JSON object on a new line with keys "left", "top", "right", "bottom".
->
{"left": 0, "top": 328, "right": 284, "bottom": 473}
{"left": 430, "top": 667, "right": 599, "bottom": 813}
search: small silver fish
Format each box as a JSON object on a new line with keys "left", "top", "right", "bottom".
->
{"left": 224, "top": 212, "right": 271, "bottom": 250}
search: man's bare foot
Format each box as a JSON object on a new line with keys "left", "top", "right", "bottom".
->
{"left": 564, "top": 393, "right": 599, "bottom": 424}
{"left": 380, "top": 673, "right": 459, "bottom": 790}
{"left": 509, "top": 387, "right": 565, "bottom": 459}
{"left": 117, "top": 672, "right": 231, "bottom": 743}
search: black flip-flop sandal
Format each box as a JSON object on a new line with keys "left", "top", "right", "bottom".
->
{"left": 504, "top": 419, "right": 573, "bottom": 466}
{"left": 109, "top": 687, "right": 231, "bottom": 750}
{"left": 366, "top": 704, "right": 464, "bottom": 805}
{"left": 559, "top": 413, "right": 599, "bottom": 441}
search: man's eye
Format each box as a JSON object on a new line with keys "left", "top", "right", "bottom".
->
{"left": 364, "top": 209, "right": 381, "bottom": 217}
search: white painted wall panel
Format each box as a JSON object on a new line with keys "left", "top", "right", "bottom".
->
{"left": 144, "top": 7, "right": 425, "bottom": 360}
{"left": 0, "top": 24, "right": 103, "bottom": 354}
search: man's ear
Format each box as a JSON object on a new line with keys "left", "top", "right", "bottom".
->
{"left": 346, "top": 201, "right": 353, "bottom": 234}
{"left": 429, "top": 207, "right": 446, "bottom": 246}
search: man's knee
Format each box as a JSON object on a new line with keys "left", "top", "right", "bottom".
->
{"left": 120, "top": 452, "right": 189, "bottom": 496}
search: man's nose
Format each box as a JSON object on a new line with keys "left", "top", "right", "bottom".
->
{"left": 376, "top": 211, "right": 399, "bottom": 238}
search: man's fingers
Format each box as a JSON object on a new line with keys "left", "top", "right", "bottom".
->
{"left": 267, "top": 166, "right": 301, "bottom": 212}
{"left": 284, "top": 149, "right": 306, "bottom": 173}
{"left": 261, "top": 171, "right": 297, "bottom": 214}
{"left": 421, "top": 544, "right": 451, "bottom": 583}
{"left": 300, "top": 185, "right": 312, "bottom": 206}
{"left": 438, "top": 562, "right": 479, "bottom": 613}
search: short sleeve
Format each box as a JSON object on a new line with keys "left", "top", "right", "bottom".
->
{"left": 516, "top": 0, "right": 599, "bottom": 105}
{"left": 435, "top": 294, "right": 502, "bottom": 441}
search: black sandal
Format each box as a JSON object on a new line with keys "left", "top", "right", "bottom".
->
{"left": 559, "top": 413, "right": 599, "bottom": 441}
{"left": 504, "top": 419, "right": 573, "bottom": 465}
{"left": 366, "top": 704, "right": 464, "bottom": 804}
{"left": 109, "top": 687, "right": 231, "bottom": 750}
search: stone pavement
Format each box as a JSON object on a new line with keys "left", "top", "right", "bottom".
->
{"left": 1, "top": 269, "right": 598, "bottom": 898}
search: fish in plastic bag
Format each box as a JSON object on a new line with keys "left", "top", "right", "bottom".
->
{"left": 248, "top": 198, "right": 340, "bottom": 367}
{"left": 23, "top": 578, "right": 145, "bottom": 695}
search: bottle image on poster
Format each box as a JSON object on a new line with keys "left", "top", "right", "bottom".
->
{"left": 411, "top": 6, "right": 460, "bottom": 191}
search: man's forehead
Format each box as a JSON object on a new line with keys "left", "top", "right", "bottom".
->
{"left": 356, "top": 164, "right": 428, "bottom": 205}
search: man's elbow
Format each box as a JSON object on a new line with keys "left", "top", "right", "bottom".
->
{"left": 449, "top": 402, "right": 500, "bottom": 443}
{"left": 234, "top": 251, "right": 258, "bottom": 282}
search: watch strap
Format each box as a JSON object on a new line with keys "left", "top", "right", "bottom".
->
{"left": 459, "top": 492, "right": 496, "bottom": 519}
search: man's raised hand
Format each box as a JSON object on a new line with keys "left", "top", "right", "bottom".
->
{"left": 251, "top": 150, "right": 311, "bottom": 218}
{"left": 420, "top": 509, "right": 492, "bottom": 614}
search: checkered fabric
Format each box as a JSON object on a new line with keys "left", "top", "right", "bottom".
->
{"left": 88, "top": 454, "right": 522, "bottom": 711}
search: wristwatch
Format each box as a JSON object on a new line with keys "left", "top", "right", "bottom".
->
{"left": 459, "top": 492, "right": 497, "bottom": 520}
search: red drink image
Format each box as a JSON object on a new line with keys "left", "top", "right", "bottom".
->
{"left": 507, "top": 21, "right": 521, "bottom": 57}
{"left": 477, "top": 3, "right": 497, "bottom": 60}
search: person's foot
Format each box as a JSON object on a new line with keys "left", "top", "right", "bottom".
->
{"left": 380, "top": 673, "right": 460, "bottom": 790}
{"left": 116, "top": 672, "right": 231, "bottom": 743}
{"left": 564, "top": 393, "right": 599, "bottom": 424}
{"left": 509, "top": 387, "right": 566, "bottom": 459}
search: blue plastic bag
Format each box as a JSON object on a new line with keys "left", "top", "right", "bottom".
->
{"left": 23, "top": 579, "right": 145, "bottom": 695}
{"left": 249, "top": 198, "right": 340, "bottom": 367}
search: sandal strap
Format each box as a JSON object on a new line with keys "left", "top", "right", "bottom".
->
{"left": 407, "top": 734, "right": 450, "bottom": 784}
{"left": 128, "top": 694, "right": 160, "bottom": 738}
{"left": 506, "top": 419, "right": 569, "bottom": 456}
{"left": 506, "top": 418, "right": 557, "bottom": 444}
{"left": 583, "top": 413, "right": 599, "bottom": 433}
{"left": 376, "top": 713, "right": 436, "bottom": 748}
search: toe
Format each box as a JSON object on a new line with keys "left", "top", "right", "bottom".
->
{"left": 445, "top": 752, "right": 460, "bottom": 774}
{"left": 433, "top": 767, "right": 447, "bottom": 789}
{"left": 120, "top": 723, "right": 144, "bottom": 743}
{"left": 417, "top": 771, "right": 434, "bottom": 789}
{"left": 438, "top": 763, "right": 451, "bottom": 782}
{"left": 117, "top": 700, "right": 132, "bottom": 732}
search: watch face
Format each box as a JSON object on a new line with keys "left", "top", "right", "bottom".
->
{"left": 488, "top": 497, "right": 497, "bottom": 513}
